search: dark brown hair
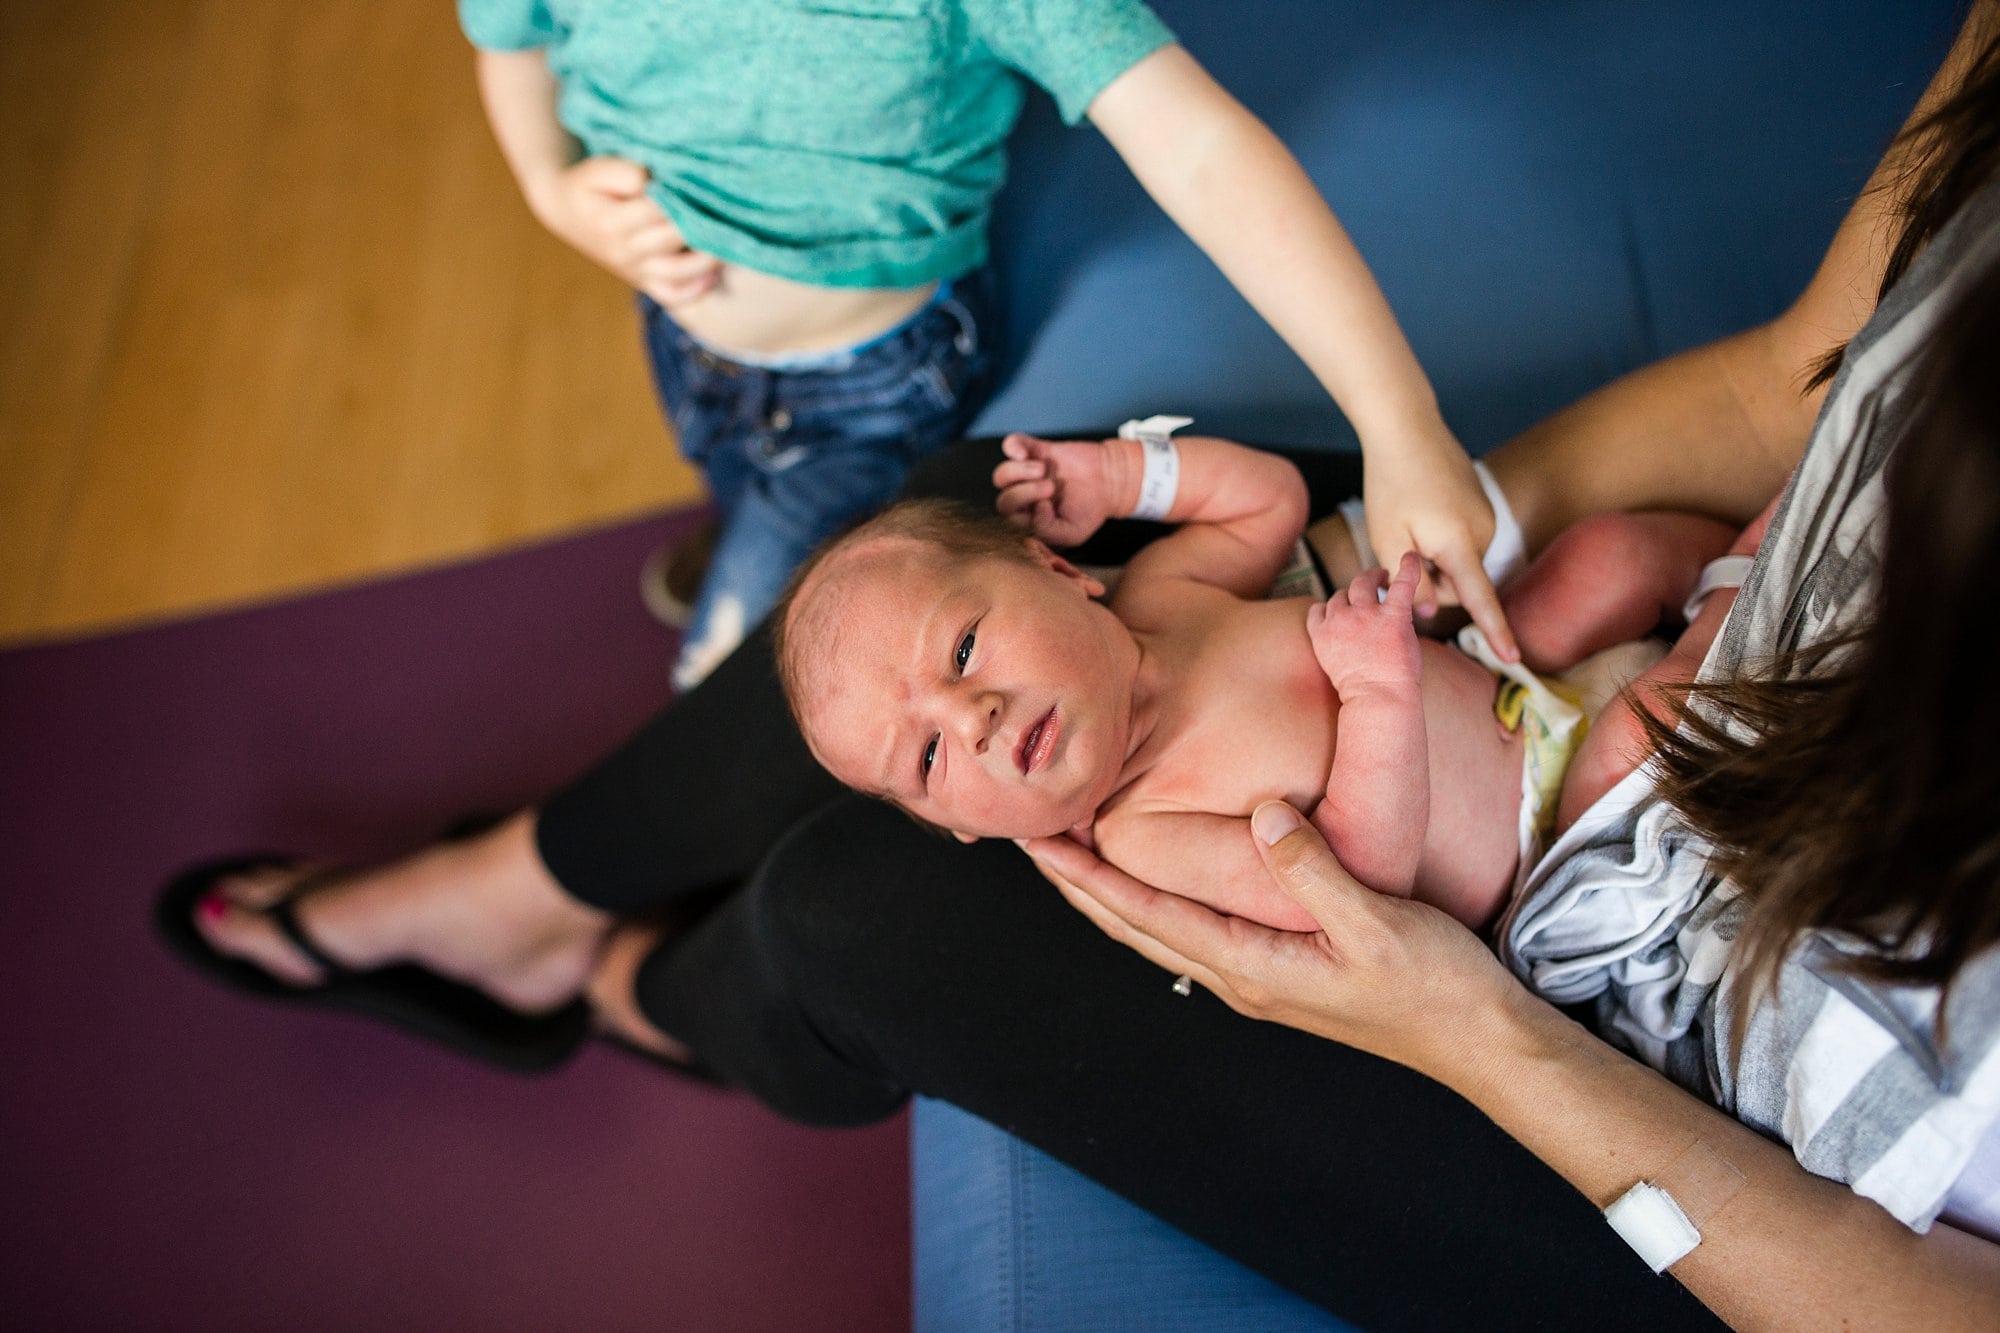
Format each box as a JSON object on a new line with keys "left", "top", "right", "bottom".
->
{"left": 1645, "top": 19, "right": 2000, "bottom": 1027}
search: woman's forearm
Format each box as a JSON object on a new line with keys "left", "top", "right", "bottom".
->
{"left": 1482, "top": 326, "right": 1818, "bottom": 550}
{"left": 1457, "top": 995, "right": 2000, "bottom": 1328}
{"left": 1488, "top": 0, "right": 2000, "bottom": 553}
{"left": 1036, "top": 807, "right": 2000, "bottom": 1330}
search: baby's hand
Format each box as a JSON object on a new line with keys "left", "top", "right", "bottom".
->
{"left": 539, "top": 157, "right": 721, "bottom": 308}
{"left": 1308, "top": 552, "right": 1425, "bottom": 700}
{"left": 993, "top": 433, "right": 1115, "bottom": 547}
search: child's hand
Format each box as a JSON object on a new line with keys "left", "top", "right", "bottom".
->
{"left": 538, "top": 157, "right": 721, "bottom": 308}
{"left": 1362, "top": 420, "right": 1518, "bottom": 661}
{"left": 1308, "top": 552, "right": 1425, "bottom": 700}
{"left": 992, "top": 433, "right": 1116, "bottom": 547}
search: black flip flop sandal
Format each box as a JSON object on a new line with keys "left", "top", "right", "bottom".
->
{"left": 154, "top": 855, "right": 590, "bottom": 1074}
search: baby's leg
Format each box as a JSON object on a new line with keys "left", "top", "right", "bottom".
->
{"left": 1553, "top": 495, "right": 1779, "bottom": 830}
{"left": 1503, "top": 511, "right": 1738, "bottom": 675}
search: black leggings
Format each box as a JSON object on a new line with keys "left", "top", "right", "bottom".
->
{"left": 536, "top": 441, "right": 1717, "bottom": 1330}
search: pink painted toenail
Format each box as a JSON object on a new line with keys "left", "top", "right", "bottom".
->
{"left": 198, "top": 892, "right": 230, "bottom": 923}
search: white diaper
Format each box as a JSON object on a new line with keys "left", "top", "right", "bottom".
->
{"left": 1458, "top": 625, "right": 1587, "bottom": 889}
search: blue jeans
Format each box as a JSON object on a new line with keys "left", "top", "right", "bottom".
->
{"left": 640, "top": 266, "right": 1002, "bottom": 688}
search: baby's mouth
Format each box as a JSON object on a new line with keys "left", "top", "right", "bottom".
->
{"left": 1018, "top": 706, "right": 1059, "bottom": 775}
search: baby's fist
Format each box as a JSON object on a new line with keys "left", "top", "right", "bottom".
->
{"left": 1308, "top": 551, "right": 1425, "bottom": 699}
{"left": 992, "top": 434, "right": 1112, "bottom": 546}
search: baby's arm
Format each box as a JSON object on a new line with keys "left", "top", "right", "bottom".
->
{"left": 472, "top": 47, "right": 719, "bottom": 307}
{"left": 1307, "top": 556, "right": 1429, "bottom": 898}
{"left": 993, "top": 432, "right": 1308, "bottom": 599}
{"left": 1093, "top": 811, "right": 1325, "bottom": 934}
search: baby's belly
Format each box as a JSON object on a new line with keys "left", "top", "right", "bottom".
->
{"left": 1416, "top": 642, "right": 1526, "bottom": 919}
{"left": 671, "top": 266, "right": 938, "bottom": 357}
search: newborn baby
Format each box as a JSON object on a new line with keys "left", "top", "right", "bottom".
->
{"left": 776, "top": 427, "right": 1758, "bottom": 932}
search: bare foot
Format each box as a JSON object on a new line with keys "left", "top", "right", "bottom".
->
{"left": 192, "top": 811, "right": 612, "bottom": 1015}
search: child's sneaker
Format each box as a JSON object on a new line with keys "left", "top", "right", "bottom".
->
{"left": 639, "top": 520, "right": 718, "bottom": 628}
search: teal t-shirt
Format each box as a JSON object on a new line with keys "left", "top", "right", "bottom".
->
{"left": 459, "top": 0, "right": 1174, "bottom": 287}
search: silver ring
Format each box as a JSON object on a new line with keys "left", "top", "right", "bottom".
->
{"left": 1171, "top": 974, "right": 1193, "bottom": 997}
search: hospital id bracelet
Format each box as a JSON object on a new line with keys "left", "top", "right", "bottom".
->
{"left": 1118, "top": 414, "right": 1192, "bottom": 521}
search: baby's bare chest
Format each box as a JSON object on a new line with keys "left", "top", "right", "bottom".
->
{"left": 1129, "top": 602, "right": 1340, "bottom": 817}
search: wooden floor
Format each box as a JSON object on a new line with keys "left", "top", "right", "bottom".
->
{"left": 0, "top": 0, "right": 703, "bottom": 647}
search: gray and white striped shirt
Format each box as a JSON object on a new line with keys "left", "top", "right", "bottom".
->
{"left": 1500, "top": 180, "right": 2000, "bottom": 1235}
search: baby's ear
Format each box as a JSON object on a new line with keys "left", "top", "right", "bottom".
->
{"left": 951, "top": 828, "right": 980, "bottom": 845}
{"left": 1027, "top": 539, "right": 1106, "bottom": 599}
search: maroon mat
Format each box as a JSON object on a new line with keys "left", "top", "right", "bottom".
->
{"left": 0, "top": 510, "right": 908, "bottom": 1332}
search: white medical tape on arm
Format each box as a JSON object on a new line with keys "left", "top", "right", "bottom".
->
{"left": 1473, "top": 459, "right": 1526, "bottom": 588}
{"left": 1603, "top": 1140, "right": 1747, "bottom": 1274}
{"left": 1604, "top": 1182, "right": 1702, "bottom": 1273}
{"left": 1118, "top": 415, "right": 1192, "bottom": 522}
{"left": 1332, "top": 460, "right": 1523, "bottom": 591}
{"left": 1337, "top": 497, "right": 1378, "bottom": 572}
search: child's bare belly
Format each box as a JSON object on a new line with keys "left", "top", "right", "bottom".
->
{"left": 671, "top": 266, "right": 938, "bottom": 357}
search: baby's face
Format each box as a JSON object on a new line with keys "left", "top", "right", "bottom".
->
{"left": 797, "top": 539, "right": 1140, "bottom": 840}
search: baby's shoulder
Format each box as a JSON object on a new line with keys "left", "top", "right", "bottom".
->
{"left": 1109, "top": 568, "right": 1240, "bottom": 634}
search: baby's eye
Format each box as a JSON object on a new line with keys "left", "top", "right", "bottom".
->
{"left": 955, "top": 629, "right": 976, "bottom": 672}
{"left": 922, "top": 735, "right": 938, "bottom": 779}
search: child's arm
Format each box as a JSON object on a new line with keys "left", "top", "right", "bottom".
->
{"left": 473, "top": 47, "right": 720, "bottom": 308}
{"left": 1086, "top": 46, "right": 1515, "bottom": 660}
{"left": 1307, "top": 556, "right": 1429, "bottom": 898}
{"left": 992, "top": 431, "right": 1308, "bottom": 599}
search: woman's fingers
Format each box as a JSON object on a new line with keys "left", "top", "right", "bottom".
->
{"left": 1050, "top": 874, "right": 1214, "bottom": 990}
{"left": 1028, "top": 835, "right": 1232, "bottom": 987}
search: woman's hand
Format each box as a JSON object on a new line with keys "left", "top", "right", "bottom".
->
{"left": 1034, "top": 805, "right": 2000, "bottom": 1328}
{"left": 1027, "top": 799, "right": 1528, "bottom": 1082}
{"left": 1363, "top": 418, "right": 1520, "bottom": 661}
{"left": 533, "top": 156, "right": 722, "bottom": 309}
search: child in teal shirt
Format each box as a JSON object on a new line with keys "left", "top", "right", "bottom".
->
{"left": 460, "top": 0, "right": 1519, "bottom": 688}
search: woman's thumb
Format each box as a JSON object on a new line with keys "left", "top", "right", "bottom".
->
{"left": 1251, "top": 801, "right": 1357, "bottom": 920}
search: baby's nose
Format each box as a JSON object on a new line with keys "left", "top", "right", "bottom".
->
{"left": 950, "top": 690, "right": 1000, "bottom": 752}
